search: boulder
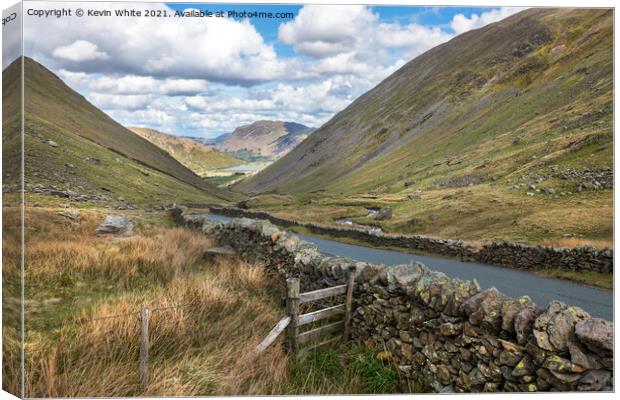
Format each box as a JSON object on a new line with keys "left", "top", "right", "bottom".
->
{"left": 578, "top": 370, "right": 612, "bottom": 391}
{"left": 567, "top": 341, "right": 601, "bottom": 369}
{"left": 514, "top": 302, "right": 543, "bottom": 344}
{"left": 460, "top": 287, "right": 508, "bottom": 332}
{"left": 574, "top": 318, "right": 613, "bottom": 357}
{"left": 95, "top": 215, "right": 133, "bottom": 235}
{"left": 501, "top": 296, "right": 535, "bottom": 334}
{"left": 533, "top": 301, "right": 590, "bottom": 352}
{"left": 387, "top": 261, "right": 425, "bottom": 288}
{"left": 440, "top": 322, "right": 463, "bottom": 336}
{"left": 58, "top": 210, "right": 80, "bottom": 219}
{"left": 374, "top": 207, "right": 393, "bottom": 221}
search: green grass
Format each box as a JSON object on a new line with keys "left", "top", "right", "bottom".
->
{"left": 535, "top": 268, "right": 613, "bottom": 289}
{"left": 285, "top": 346, "right": 404, "bottom": 394}
{"left": 240, "top": 182, "right": 612, "bottom": 248}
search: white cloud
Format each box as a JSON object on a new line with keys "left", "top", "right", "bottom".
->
{"left": 450, "top": 7, "right": 526, "bottom": 35}
{"left": 26, "top": 2, "right": 287, "bottom": 84}
{"left": 109, "top": 108, "right": 175, "bottom": 130}
{"left": 278, "top": 5, "right": 452, "bottom": 63}
{"left": 52, "top": 40, "right": 109, "bottom": 62}
{"left": 87, "top": 93, "right": 152, "bottom": 110}
{"left": 185, "top": 96, "right": 275, "bottom": 113}
{"left": 279, "top": 5, "right": 377, "bottom": 58}
{"left": 58, "top": 70, "right": 209, "bottom": 96}
{"left": 376, "top": 22, "right": 452, "bottom": 52}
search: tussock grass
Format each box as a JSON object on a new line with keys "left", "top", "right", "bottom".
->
{"left": 23, "top": 260, "right": 289, "bottom": 397}
{"left": 3, "top": 206, "right": 399, "bottom": 396}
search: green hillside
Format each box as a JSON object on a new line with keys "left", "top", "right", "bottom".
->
{"left": 129, "top": 127, "right": 242, "bottom": 175}
{"left": 235, "top": 9, "right": 612, "bottom": 246}
{"left": 2, "top": 57, "right": 241, "bottom": 206}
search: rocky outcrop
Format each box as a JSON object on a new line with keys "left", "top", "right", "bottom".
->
{"left": 95, "top": 215, "right": 133, "bottom": 235}
{"left": 172, "top": 207, "right": 613, "bottom": 393}
{"left": 374, "top": 207, "right": 393, "bottom": 221}
{"left": 208, "top": 206, "right": 612, "bottom": 274}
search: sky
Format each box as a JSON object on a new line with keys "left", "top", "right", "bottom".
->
{"left": 16, "top": 2, "right": 526, "bottom": 138}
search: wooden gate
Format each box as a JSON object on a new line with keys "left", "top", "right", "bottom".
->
{"left": 286, "top": 265, "right": 356, "bottom": 354}
{"left": 252, "top": 265, "right": 356, "bottom": 358}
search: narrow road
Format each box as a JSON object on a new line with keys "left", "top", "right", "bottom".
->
{"left": 203, "top": 213, "right": 613, "bottom": 320}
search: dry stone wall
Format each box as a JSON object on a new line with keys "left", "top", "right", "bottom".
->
{"left": 208, "top": 206, "right": 612, "bottom": 274}
{"left": 172, "top": 207, "right": 614, "bottom": 393}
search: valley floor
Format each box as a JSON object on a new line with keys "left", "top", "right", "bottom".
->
{"left": 240, "top": 181, "right": 613, "bottom": 250}
{"left": 2, "top": 205, "right": 405, "bottom": 396}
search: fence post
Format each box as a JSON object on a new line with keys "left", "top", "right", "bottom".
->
{"left": 139, "top": 307, "right": 150, "bottom": 391}
{"left": 286, "top": 277, "right": 300, "bottom": 355}
{"left": 343, "top": 265, "right": 356, "bottom": 344}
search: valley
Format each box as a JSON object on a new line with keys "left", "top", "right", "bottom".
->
{"left": 2, "top": 6, "right": 614, "bottom": 396}
{"left": 231, "top": 8, "right": 613, "bottom": 250}
{"left": 129, "top": 127, "right": 242, "bottom": 176}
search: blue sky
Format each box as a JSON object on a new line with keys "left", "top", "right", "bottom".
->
{"left": 22, "top": 2, "right": 526, "bottom": 138}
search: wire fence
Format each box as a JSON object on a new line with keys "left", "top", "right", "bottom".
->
{"left": 20, "top": 298, "right": 199, "bottom": 332}
{"left": 23, "top": 297, "right": 203, "bottom": 390}
{"left": 69, "top": 300, "right": 197, "bottom": 326}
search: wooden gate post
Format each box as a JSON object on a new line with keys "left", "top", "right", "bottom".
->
{"left": 286, "top": 277, "right": 300, "bottom": 355}
{"left": 139, "top": 307, "right": 150, "bottom": 391}
{"left": 342, "top": 265, "right": 356, "bottom": 343}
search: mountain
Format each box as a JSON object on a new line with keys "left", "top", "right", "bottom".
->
{"left": 2, "top": 57, "right": 239, "bottom": 205}
{"left": 214, "top": 120, "right": 313, "bottom": 161}
{"left": 201, "top": 133, "right": 232, "bottom": 147}
{"left": 235, "top": 9, "right": 612, "bottom": 245}
{"left": 129, "top": 127, "right": 242, "bottom": 175}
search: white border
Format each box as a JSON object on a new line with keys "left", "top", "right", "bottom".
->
{"left": 0, "top": 1, "right": 617, "bottom": 400}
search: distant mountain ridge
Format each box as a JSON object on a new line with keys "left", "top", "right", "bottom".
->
{"left": 129, "top": 127, "right": 241, "bottom": 175}
{"left": 209, "top": 120, "right": 314, "bottom": 161}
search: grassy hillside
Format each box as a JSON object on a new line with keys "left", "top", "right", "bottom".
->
{"left": 2, "top": 57, "right": 234, "bottom": 201}
{"left": 235, "top": 9, "right": 612, "bottom": 247}
{"left": 129, "top": 127, "right": 241, "bottom": 175}
{"left": 2, "top": 57, "right": 241, "bottom": 205}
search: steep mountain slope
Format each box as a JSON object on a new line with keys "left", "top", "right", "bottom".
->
{"left": 129, "top": 127, "right": 241, "bottom": 175}
{"left": 215, "top": 120, "right": 313, "bottom": 161}
{"left": 238, "top": 9, "right": 611, "bottom": 194}
{"left": 10, "top": 57, "right": 232, "bottom": 199}
{"left": 235, "top": 9, "right": 612, "bottom": 245}
{"left": 2, "top": 57, "right": 239, "bottom": 205}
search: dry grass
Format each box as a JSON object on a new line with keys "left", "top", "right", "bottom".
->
{"left": 541, "top": 237, "right": 613, "bottom": 250}
{"left": 23, "top": 259, "right": 290, "bottom": 397}
{"left": 4, "top": 207, "right": 291, "bottom": 396}
{"left": 3, "top": 206, "right": 398, "bottom": 397}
